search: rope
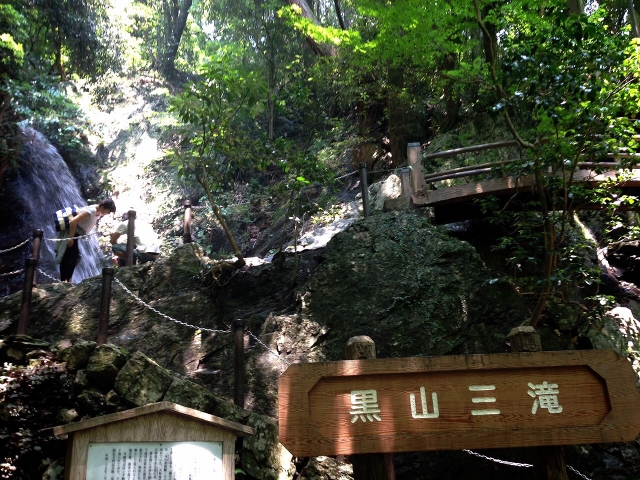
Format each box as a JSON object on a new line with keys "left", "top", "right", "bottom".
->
{"left": 463, "top": 450, "right": 592, "bottom": 479}
{"left": 0, "top": 238, "right": 30, "bottom": 254}
{"left": 0, "top": 269, "right": 24, "bottom": 277}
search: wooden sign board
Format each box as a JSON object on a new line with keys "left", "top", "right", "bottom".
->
{"left": 278, "top": 350, "right": 640, "bottom": 457}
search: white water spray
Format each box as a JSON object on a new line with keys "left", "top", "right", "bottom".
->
{"left": 16, "top": 127, "right": 104, "bottom": 283}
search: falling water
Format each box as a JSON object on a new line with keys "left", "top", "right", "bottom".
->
{"left": 14, "top": 127, "right": 104, "bottom": 283}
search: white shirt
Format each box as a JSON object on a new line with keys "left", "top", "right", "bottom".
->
{"left": 115, "top": 221, "right": 160, "bottom": 253}
{"left": 76, "top": 205, "right": 98, "bottom": 233}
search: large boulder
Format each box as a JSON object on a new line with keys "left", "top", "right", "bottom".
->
{"left": 301, "top": 212, "right": 529, "bottom": 361}
{"left": 59, "top": 339, "right": 97, "bottom": 372}
{"left": 85, "top": 343, "right": 130, "bottom": 390}
{"left": 114, "top": 351, "right": 173, "bottom": 406}
{"left": 163, "top": 375, "right": 217, "bottom": 412}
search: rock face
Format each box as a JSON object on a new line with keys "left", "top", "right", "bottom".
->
{"left": 30, "top": 341, "right": 292, "bottom": 480}
{"left": 301, "top": 212, "right": 528, "bottom": 360}
{"left": 114, "top": 351, "right": 173, "bottom": 405}
{"left": 2, "top": 212, "right": 640, "bottom": 479}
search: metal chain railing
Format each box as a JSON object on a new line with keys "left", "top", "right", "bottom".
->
{"left": 567, "top": 465, "right": 594, "bottom": 480}
{"left": 44, "top": 231, "right": 98, "bottom": 242}
{"left": 0, "top": 269, "right": 24, "bottom": 277}
{"left": 463, "top": 450, "right": 592, "bottom": 480}
{"left": 247, "top": 330, "right": 290, "bottom": 367}
{"left": 113, "top": 277, "right": 231, "bottom": 335}
{"left": 113, "top": 277, "right": 290, "bottom": 366}
{"left": 37, "top": 268, "right": 60, "bottom": 282}
{"left": 0, "top": 238, "right": 30, "bottom": 254}
{"left": 334, "top": 170, "right": 358, "bottom": 181}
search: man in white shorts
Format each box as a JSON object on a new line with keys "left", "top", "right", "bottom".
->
{"left": 110, "top": 213, "right": 160, "bottom": 266}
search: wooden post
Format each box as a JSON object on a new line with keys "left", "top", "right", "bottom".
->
{"left": 407, "top": 142, "right": 425, "bottom": 195}
{"left": 346, "top": 336, "right": 395, "bottom": 480}
{"left": 17, "top": 258, "right": 36, "bottom": 335}
{"left": 31, "top": 229, "right": 43, "bottom": 286}
{"left": 183, "top": 200, "right": 192, "bottom": 244}
{"left": 126, "top": 210, "right": 136, "bottom": 267}
{"left": 234, "top": 319, "right": 245, "bottom": 408}
{"left": 507, "top": 326, "right": 569, "bottom": 480}
{"left": 97, "top": 268, "right": 114, "bottom": 345}
{"left": 359, "top": 163, "right": 371, "bottom": 218}
{"left": 399, "top": 168, "right": 412, "bottom": 198}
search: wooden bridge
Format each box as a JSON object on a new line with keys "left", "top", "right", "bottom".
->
{"left": 406, "top": 142, "right": 640, "bottom": 224}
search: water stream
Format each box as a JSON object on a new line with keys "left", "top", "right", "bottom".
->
{"left": 15, "top": 127, "right": 104, "bottom": 283}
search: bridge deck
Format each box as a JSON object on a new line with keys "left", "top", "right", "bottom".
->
{"left": 412, "top": 169, "right": 640, "bottom": 224}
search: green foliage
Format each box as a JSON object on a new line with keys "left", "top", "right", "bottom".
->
{"left": 474, "top": 4, "right": 640, "bottom": 316}
{"left": 170, "top": 48, "right": 268, "bottom": 189}
{"left": 7, "top": 77, "right": 86, "bottom": 149}
{"left": 13, "top": 0, "right": 124, "bottom": 79}
{"left": 0, "top": 4, "right": 25, "bottom": 66}
{"left": 0, "top": 357, "right": 71, "bottom": 480}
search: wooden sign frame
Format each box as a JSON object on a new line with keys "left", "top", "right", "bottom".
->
{"left": 278, "top": 350, "right": 640, "bottom": 457}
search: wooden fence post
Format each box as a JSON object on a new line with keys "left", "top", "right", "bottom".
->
{"left": 399, "top": 168, "right": 412, "bottom": 198}
{"left": 97, "top": 267, "right": 114, "bottom": 345}
{"left": 17, "top": 258, "right": 36, "bottom": 335}
{"left": 31, "top": 229, "right": 43, "bottom": 286}
{"left": 359, "top": 163, "right": 371, "bottom": 218}
{"left": 183, "top": 200, "right": 192, "bottom": 244}
{"left": 126, "top": 210, "right": 136, "bottom": 266}
{"left": 407, "top": 142, "right": 425, "bottom": 195}
{"left": 507, "top": 326, "right": 569, "bottom": 480}
{"left": 234, "top": 319, "right": 245, "bottom": 408}
{"left": 346, "top": 336, "right": 395, "bottom": 480}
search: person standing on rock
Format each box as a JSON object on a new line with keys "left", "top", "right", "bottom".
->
{"left": 110, "top": 212, "right": 160, "bottom": 266}
{"left": 55, "top": 198, "right": 117, "bottom": 282}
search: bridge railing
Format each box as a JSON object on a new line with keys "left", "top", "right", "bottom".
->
{"left": 418, "top": 138, "right": 640, "bottom": 188}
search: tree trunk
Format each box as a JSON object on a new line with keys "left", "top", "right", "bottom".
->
{"left": 566, "top": 0, "right": 584, "bottom": 15}
{"left": 51, "top": 27, "right": 66, "bottom": 80}
{"left": 333, "top": 0, "right": 346, "bottom": 29}
{"left": 441, "top": 53, "right": 460, "bottom": 129}
{"left": 159, "top": 0, "right": 193, "bottom": 78}
{"left": 268, "top": 52, "right": 275, "bottom": 140}
{"left": 197, "top": 171, "right": 245, "bottom": 269}
{"left": 387, "top": 65, "right": 407, "bottom": 167}
{"left": 287, "top": 0, "right": 337, "bottom": 56}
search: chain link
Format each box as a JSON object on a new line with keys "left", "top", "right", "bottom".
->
{"left": 567, "top": 465, "right": 593, "bottom": 480}
{"left": 37, "top": 268, "right": 61, "bottom": 282}
{"left": 0, "top": 238, "right": 30, "bottom": 254}
{"left": 463, "top": 450, "right": 592, "bottom": 480}
{"left": 247, "top": 330, "right": 291, "bottom": 367}
{"left": 0, "top": 269, "right": 24, "bottom": 277}
{"left": 113, "top": 277, "right": 231, "bottom": 335}
{"left": 44, "top": 231, "right": 98, "bottom": 242}
{"left": 463, "top": 449, "right": 532, "bottom": 468}
{"left": 334, "top": 170, "right": 358, "bottom": 181}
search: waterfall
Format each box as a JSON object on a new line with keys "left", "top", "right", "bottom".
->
{"left": 15, "top": 127, "right": 104, "bottom": 283}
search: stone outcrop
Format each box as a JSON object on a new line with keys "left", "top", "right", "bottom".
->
{"left": 56, "top": 341, "right": 292, "bottom": 480}
{"left": 2, "top": 213, "right": 640, "bottom": 479}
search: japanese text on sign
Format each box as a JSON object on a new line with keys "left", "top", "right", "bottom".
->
{"left": 349, "top": 380, "right": 563, "bottom": 422}
{"left": 86, "top": 442, "right": 223, "bottom": 480}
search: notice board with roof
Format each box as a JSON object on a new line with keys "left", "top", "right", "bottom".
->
{"left": 48, "top": 401, "right": 254, "bottom": 480}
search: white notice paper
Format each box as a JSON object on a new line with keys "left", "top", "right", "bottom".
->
{"left": 86, "top": 441, "right": 223, "bottom": 480}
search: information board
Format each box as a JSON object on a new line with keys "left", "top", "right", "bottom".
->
{"left": 86, "top": 441, "right": 223, "bottom": 480}
{"left": 279, "top": 349, "right": 640, "bottom": 456}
